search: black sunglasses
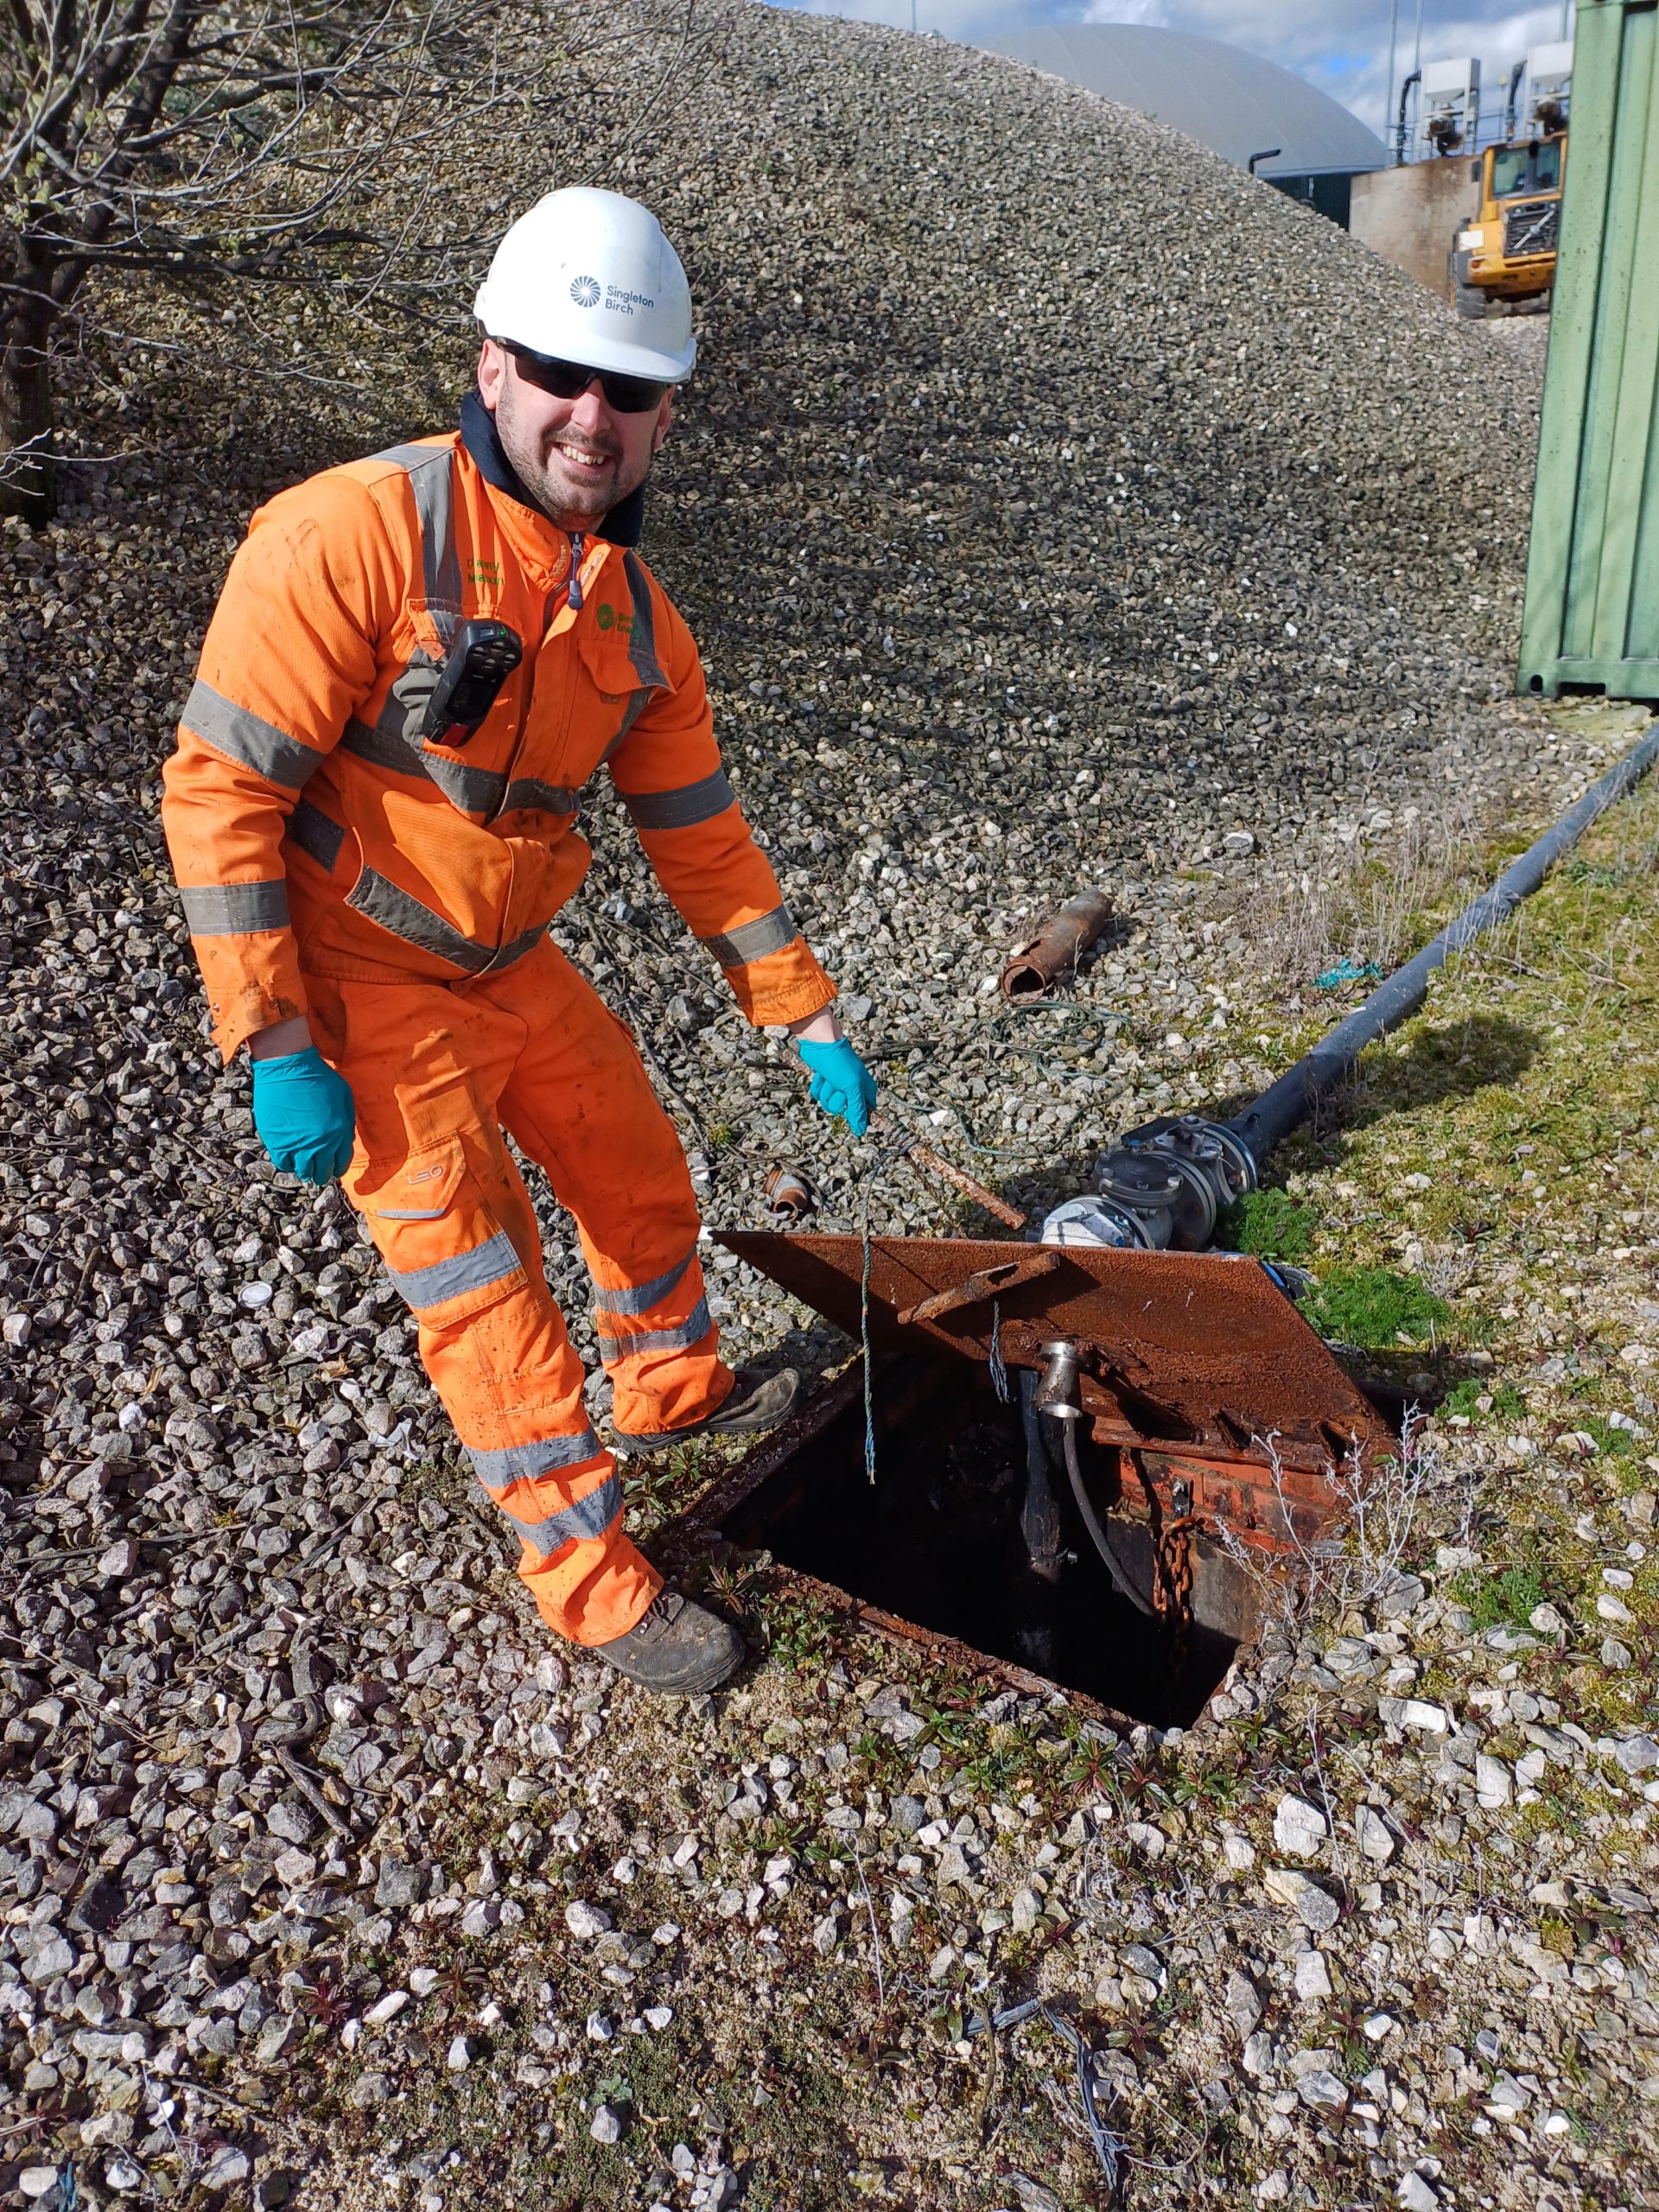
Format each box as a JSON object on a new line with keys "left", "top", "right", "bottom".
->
{"left": 504, "top": 342, "right": 669, "bottom": 415}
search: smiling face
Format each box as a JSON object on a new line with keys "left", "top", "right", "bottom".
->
{"left": 477, "top": 339, "right": 674, "bottom": 532}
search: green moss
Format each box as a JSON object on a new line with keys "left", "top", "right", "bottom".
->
{"left": 1219, "top": 1185, "right": 1320, "bottom": 1262}
{"left": 1298, "top": 1267, "right": 1450, "bottom": 1349}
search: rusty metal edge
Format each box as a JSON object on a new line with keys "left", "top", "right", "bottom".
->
{"left": 658, "top": 1357, "right": 1141, "bottom": 1733}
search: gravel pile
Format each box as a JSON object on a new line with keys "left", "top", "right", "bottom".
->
{"left": 3, "top": 3, "right": 1645, "bottom": 2203}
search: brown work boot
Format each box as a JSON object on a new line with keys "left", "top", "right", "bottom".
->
{"left": 611, "top": 1364, "right": 800, "bottom": 1457}
{"left": 592, "top": 1588, "right": 745, "bottom": 1695}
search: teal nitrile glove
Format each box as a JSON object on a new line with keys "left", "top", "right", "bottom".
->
{"left": 797, "top": 1037, "right": 877, "bottom": 1138}
{"left": 251, "top": 1048, "right": 356, "bottom": 1185}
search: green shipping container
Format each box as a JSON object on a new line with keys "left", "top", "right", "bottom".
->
{"left": 1517, "top": 0, "right": 1659, "bottom": 704}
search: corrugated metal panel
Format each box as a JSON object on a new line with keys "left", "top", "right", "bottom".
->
{"left": 976, "top": 27, "right": 1387, "bottom": 180}
{"left": 1518, "top": 0, "right": 1659, "bottom": 703}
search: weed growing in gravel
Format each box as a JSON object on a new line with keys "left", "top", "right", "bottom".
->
{"left": 1244, "top": 782, "right": 1491, "bottom": 993}
{"left": 1580, "top": 1413, "right": 1638, "bottom": 1460}
{"left": 1220, "top": 1185, "right": 1319, "bottom": 1261}
{"left": 1298, "top": 1264, "right": 1450, "bottom": 1349}
{"left": 1440, "top": 1376, "right": 1524, "bottom": 1424}
{"left": 1449, "top": 1563, "right": 1548, "bottom": 1630}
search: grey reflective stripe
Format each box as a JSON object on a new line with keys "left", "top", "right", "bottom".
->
{"left": 602, "top": 688, "right": 653, "bottom": 763}
{"left": 467, "top": 1428, "right": 606, "bottom": 1488}
{"left": 592, "top": 1253, "right": 692, "bottom": 1319}
{"left": 348, "top": 870, "right": 485, "bottom": 969}
{"left": 598, "top": 1298, "right": 712, "bottom": 1359}
{"left": 500, "top": 779, "right": 577, "bottom": 815}
{"left": 425, "top": 752, "right": 504, "bottom": 817}
{"left": 374, "top": 442, "right": 462, "bottom": 623}
{"left": 341, "top": 714, "right": 420, "bottom": 774}
{"left": 622, "top": 770, "right": 735, "bottom": 833}
{"left": 285, "top": 800, "right": 346, "bottom": 872}
{"left": 476, "top": 1471, "right": 621, "bottom": 1555}
{"left": 182, "top": 679, "right": 321, "bottom": 791}
{"left": 486, "top": 921, "right": 549, "bottom": 973}
{"left": 387, "top": 1229, "right": 522, "bottom": 1313}
{"left": 621, "top": 551, "right": 667, "bottom": 690}
{"left": 346, "top": 868, "right": 543, "bottom": 976}
{"left": 699, "top": 907, "right": 798, "bottom": 968}
{"left": 178, "top": 880, "right": 289, "bottom": 936}
{"left": 342, "top": 709, "right": 505, "bottom": 817}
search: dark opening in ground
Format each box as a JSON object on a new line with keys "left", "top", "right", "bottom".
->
{"left": 721, "top": 1359, "right": 1257, "bottom": 1727}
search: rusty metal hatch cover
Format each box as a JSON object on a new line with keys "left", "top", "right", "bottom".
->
{"left": 716, "top": 1231, "right": 1392, "bottom": 1477}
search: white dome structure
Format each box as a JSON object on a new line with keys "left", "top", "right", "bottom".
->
{"left": 976, "top": 24, "right": 1385, "bottom": 220}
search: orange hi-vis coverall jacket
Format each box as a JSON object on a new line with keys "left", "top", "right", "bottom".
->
{"left": 162, "top": 393, "right": 835, "bottom": 1646}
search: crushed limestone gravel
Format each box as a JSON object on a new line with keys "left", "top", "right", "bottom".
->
{"left": 3, "top": 5, "right": 1653, "bottom": 2206}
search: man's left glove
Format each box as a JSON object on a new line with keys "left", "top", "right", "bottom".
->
{"left": 251, "top": 1048, "right": 356, "bottom": 1185}
{"left": 797, "top": 1038, "right": 877, "bottom": 1138}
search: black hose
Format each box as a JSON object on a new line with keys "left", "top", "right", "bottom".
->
{"left": 1054, "top": 1417, "right": 1157, "bottom": 1617}
{"left": 1018, "top": 1368, "right": 1065, "bottom": 1581}
{"left": 1395, "top": 67, "right": 1420, "bottom": 164}
{"left": 1228, "top": 719, "right": 1659, "bottom": 1167}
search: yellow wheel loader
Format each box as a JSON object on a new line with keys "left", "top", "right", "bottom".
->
{"left": 1449, "top": 130, "right": 1567, "bottom": 318}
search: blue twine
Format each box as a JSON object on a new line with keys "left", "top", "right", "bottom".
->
{"left": 57, "top": 2163, "right": 78, "bottom": 2212}
{"left": 962, "top": 2002, "right": 1123, "bottom": 2198}
{"left": 855, "top": 1129, "right": 923, "bottom": 1485}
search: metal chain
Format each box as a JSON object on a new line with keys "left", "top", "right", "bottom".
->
{"left": 1153, "top": 1513, "right": 1199, "bottom": 1684}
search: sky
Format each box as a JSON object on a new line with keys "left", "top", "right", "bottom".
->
{"left": 772, "top": 0, "right": 1577, "bottom": 138}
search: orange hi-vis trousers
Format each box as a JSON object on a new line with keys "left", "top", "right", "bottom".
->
{"left": 304, "top": 937, "right": 729, "bottom": 1646}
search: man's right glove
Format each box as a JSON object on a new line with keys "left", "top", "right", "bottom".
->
{"left": 251, "top": 1047, "right": 356, "bottom": 1185}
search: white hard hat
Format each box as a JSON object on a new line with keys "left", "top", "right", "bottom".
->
{"left": 474, "top": 187, "right": 696, "bottom": 384}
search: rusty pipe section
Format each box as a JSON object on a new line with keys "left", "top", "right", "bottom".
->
{"left": 1000, "top": 889, "right": 1114, "bottom": 1001}
{"left": 763, "top": 1166, "right": 816, "bottom": 1222}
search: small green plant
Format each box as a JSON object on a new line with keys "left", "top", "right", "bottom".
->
{"left": 1581, "top": 1415, "right": 1637, "bottom": 1459}
{"left": 1220, "top": 1186, "right": 1319, "bottom": 1262}
{"left": 1440, "top": 1377, "right": 1524, "bottom": 1424}
{"left": 1449, "top": 1565, "right": 1547, "bottom": 1630}
{"left": 1298, "top": 1266, "right": 1450, "bottom": 1349}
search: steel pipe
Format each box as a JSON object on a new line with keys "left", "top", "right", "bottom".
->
{"left": 1000, "top": 889, "right": 1115, "bottom": 1001}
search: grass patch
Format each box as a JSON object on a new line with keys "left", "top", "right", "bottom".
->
{"left": 1440, "top": 1377, "right": 1524, "bottom": 1424}
{"left": 1220, "top": 1185, "right": 1320, "bottom": 1262}
{"left": 1580, "top": 1415, "right": 1637, "bottom": 1459}
{"left": 1298, "top": 1266, "right": 1450, "bottom": 1350}
{"left": 1450, "top": 1565, "right": 1548, "bottom": 1630}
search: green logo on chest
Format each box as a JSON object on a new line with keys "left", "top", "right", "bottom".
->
{"left": 594, "top": 603, "right": 634, "bottom": 639}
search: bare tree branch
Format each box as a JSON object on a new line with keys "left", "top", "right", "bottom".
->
{"left": 1, "top": 0, "right": 728, "bottom": 518}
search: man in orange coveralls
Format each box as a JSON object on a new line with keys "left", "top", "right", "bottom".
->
{"left": 162, "top": 188, "right": 877, "bottom": 1694}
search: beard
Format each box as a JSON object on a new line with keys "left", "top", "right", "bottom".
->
{"left": 493, "top": 378, "right": 652, "bottom": 531}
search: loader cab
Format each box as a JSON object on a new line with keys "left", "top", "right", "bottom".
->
{"left": 1479, "top": 135, "right": 1565, "bottom": 200}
